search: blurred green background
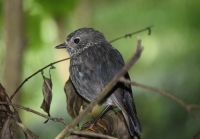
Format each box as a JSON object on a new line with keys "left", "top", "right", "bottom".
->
{"left": 0, "top": 0, "right": 200, "bottom": 138}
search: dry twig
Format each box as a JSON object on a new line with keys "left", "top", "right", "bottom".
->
{"left": 69, "top": 130, "right": 117, "bottom": 139}
{"left": 10, "top": 58, "right": 70, "bottom": 100}
{"left": 110, "top": 26, "right": 153, "bottom": 43}
{"left": 191, "top": 130, "right": 200, "bottom": 139}
{"left": 118, "top": 77, "right": 200, "bottom": 118}
{"left": 0, "top": 102, "right": 68, "bottom": 126}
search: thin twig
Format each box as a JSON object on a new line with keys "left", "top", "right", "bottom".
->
{"left": 69, "top": 129, "right": 118, "bottom": 139}
{"left": 191, "top": 130, "right": 200, "bottom": 139}
{"left": 55, "top": 39, "right": 144, "bottom": 139}
{"left": 0, "top": 102, "right": 116, "bottom": 139}
{"left": 10, "top": 58, "right": 70, "bottom": 100}
{"left": 110, "top": 26, "right": 154, "bottom": 43}
{"left": 16, "top": 122, "right": 39, "bottom": 139}
{"left": 2, "top": 99, "right": 116, "bottom": 139}
{"left": 118, "top": 77, "right": 200, "bottom": 118}
{"left": 0, "top": 102, "right": 68, "bottom": 126}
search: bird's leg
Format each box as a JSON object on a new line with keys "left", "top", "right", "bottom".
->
{"left": 82, "top": 105, "right": 113, "bottom": 132}
{"left": 93, "top": 105, "right": 113, "bottom": 124}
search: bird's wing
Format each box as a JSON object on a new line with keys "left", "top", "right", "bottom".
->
{"left": 92, "top": 42, "right": 141, "bottom": 134}
{"left": 109, "top": 74, "right": 141, "bottom": 134}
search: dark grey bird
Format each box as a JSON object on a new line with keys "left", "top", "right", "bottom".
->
{"left": 55, "top": 28, "right": 141, "bottom": 137}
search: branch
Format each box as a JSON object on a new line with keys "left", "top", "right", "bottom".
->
{"left": 191, "top": 130, "right": 200, "bottom": 139}
{"left": 55, "top": 39, "right": 144, "bottom": 139}
{"left": 110, "top": 26, "right": 153, "bottom": 43}
{"left": 10, "top": 58, "right": 70, "bottom": 100}
{"left": 119, "top": 77, "right": 200, "bottom": 118}
{"left": 1, "top": 106, "right": 116, "bottom": 139}
{"left": 16, "top": 122, "right": 39, "bottom": 139}
{"left": 0, "top": 83, "right": 28, "bottom": 139}
{"left": 69, "top": 130, "right": 117, "bottom": 139}
{"left": 0, "top": 102, "right": 116, "bottom": 139}
{"left": 0, "top": 102, "right": 68, "bottom": 126}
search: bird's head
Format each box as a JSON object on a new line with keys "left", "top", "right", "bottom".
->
{"left": 55, "top": 28, "right": 105, "bottom": 57}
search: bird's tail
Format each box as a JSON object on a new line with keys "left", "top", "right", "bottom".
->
{"left": 123, "top": 92, "right": 141, "bottom": 137}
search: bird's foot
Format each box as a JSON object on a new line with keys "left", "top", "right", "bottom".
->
{"left": 96, "top": 119, "right": 107, "bottom": 131}
{"left": 81, "top": 120, "right": 108, "bottom": 134}
{"left": 81, "top": 121, "right": 99, "bottom": 133}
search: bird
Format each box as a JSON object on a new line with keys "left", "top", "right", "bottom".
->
{"left": 55, "top": 28, "right": 141, "bottom": 137}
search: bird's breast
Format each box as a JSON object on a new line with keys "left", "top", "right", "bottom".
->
{"left": 69, "top": 56, "right": 104, "bottom": 103}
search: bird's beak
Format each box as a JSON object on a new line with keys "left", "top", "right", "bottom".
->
{"left": 55, "top": 42, "right": 67, "bottom": 49}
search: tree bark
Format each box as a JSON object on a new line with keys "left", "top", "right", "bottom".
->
{"left": 3, "top": 0, "right": 25, "bottom": 101}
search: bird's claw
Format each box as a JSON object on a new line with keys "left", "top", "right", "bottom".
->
{"left": 81, "top": 120, "right": 108, "bottom": 134}
{"left": 81, "top": 122, "right": 99, "bottom": 133}
{"left": 96, "top": 119, "right": 107, "bottom": 131}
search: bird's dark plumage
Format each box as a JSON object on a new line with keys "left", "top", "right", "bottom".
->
{"left": 55, "top": 28, "right": 141, "bottom": 136}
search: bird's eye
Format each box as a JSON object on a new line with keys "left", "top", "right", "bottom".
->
{"left": 74, "top": 38, "right": 80, "bottom": 44}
